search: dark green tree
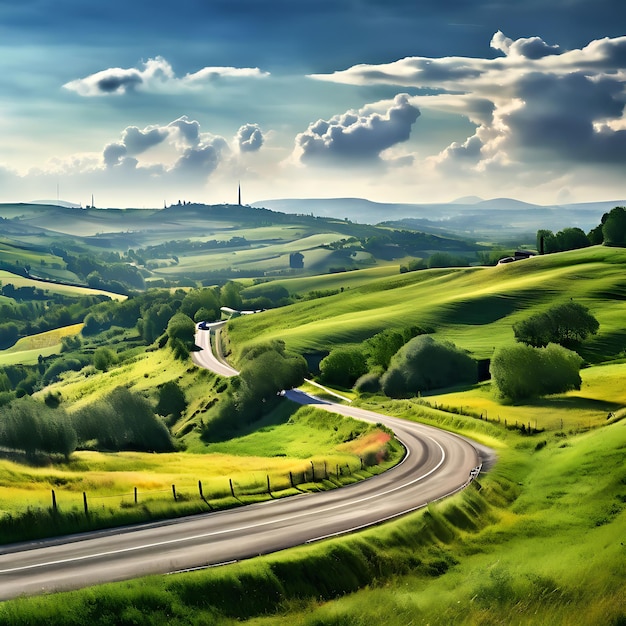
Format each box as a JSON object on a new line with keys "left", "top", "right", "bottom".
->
{"left": 319, "top": 347, "right": 368, "bottom": 388}
{"left": 156, "top": 381, "right": 187, "bottom": 422}
{"left": 490, "top": 343, "right": 583, "bottom": 401}
{"left": 602, "top": 206, "right": 626, "bottom": 247}
{"left": 381, "top": 335, "right": 477, "bottom": 397}
{"left": 513, "top": 302, "right": 599, "bottom": 348}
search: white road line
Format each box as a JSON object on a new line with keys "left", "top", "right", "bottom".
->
{"left": 0, "top": 436, "right": 444, "bottom": 576}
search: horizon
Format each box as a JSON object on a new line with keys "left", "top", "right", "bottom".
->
{"left": 1, "top": 2, "right": 625, "bottom": 208}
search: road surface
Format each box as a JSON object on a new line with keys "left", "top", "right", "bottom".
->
{"left": 0, "top": 325, "right": 490, "bottom": 600}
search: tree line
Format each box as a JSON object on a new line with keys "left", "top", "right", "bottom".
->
{"left": 538, "top": 206, "right": 626, "bottom": 254}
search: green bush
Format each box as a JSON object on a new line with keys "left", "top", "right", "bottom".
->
{"left": 380, "top": 335, "right": 477, "bottom": 397}
{"left": 319, "top": 347, "right": 367, "bottom": 388}
{"left": 0, "top": 397, "right": 76, "bottom": 460}
{"left": 490, "top": 343, "right": 583, "bottom": 401}
{"left": 72, "top": 387, "right": 174, "bottom": 452}
{"left": 513, "top": 302, "right": 599, "bottom": 348}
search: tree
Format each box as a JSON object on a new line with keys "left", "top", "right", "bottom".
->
{"left": 93, "top": 347, "right": 116, "bottom": 372}
{"left": 166, "top": 312, "right": 196, "bottom": 359}
{"left": 156, "top": 381, "right": 187, "bottom": 422}
{"left": 319, "top": 347, "right": 368, "bottom": 388}
{"left": 490, "top": 343, "right": 583, "bottom": 401}
{"left": 513, "top": 302, "right": 599, "bottom": 348}
{"left": 380, "top": 335, "right": 477, "bottom": 397}
{"left": 220, "top": 281, "right": 243, "bottom": 309}
{"left": 602, "top": 206, "right": 626, "bottom": 247}
{"left": 427, "top": 252, "right": 469, "bottom": 268}
{"left": 363, "top": 329, "right": 405, "bottom": 371}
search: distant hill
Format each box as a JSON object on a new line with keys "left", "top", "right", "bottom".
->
{"left": 252, "top": 197, "right": 626, "bottom": 239}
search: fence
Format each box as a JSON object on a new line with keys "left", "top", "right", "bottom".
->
{"left": 15, "top": 457, "right": 372, "bottom": 519}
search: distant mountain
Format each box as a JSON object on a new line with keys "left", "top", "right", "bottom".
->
{"left": 252, "top": 197, "right": 626, "bottom": 240}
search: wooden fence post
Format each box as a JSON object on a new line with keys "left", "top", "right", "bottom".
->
{"left": 289, "top": 471, "right": 294, "bottom": 488}
{"left": 51, "top": 489, "right": 57, "bottom": 512}
{"left": 172, "top": 484, "right": 177, "bottom": 501}
{"left": 266, "top": 474, "right": 271, "bottom": 494}
{"left": 83, "top": 492, "right": 88, "bottom": 516}
{"left": 134, "top": 487, "right": 138, "bottom": 504}
{"left": 310, "top": 460, "right": 315, "bottom": 481}
{"left": 198, "top": 480, "right": 204, "bottom": 499}
{"left": 229, "top": 478, "right": 235, "bottom": 498}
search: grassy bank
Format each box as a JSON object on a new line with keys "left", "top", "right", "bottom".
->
{"left": 1, "top": 415, "right": 622, "bottom": 625}
{"left": 0, "top": 403, "right": 401, "bottom": 543}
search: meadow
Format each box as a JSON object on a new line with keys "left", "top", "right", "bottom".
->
{"left": 227, "top": 245, "right": 626, "bottom": 361}
{"left": 1, "top": 406, "right": 622, "bottom": 625}
{"left": 0, "top": 323, "right": 83, "bottom": 366}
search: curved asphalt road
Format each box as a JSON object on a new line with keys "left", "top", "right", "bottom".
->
{"left": 0, "top": 326, "right": 490, "bottom": 601}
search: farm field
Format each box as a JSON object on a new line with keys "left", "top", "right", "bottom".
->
{"left": 0, "top": 324, "right": 83, "bottom": 366}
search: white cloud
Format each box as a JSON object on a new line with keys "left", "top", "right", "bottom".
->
{"left": 310, "top": 33, "right": 626, "bottom": 177}
{"left": 236, "top": 123, "right": 264, "bottom": 152}
{"left": 293, "top": 93, "right": 420, "bottom": 164}
{"left": 64, "top": 57, "right": 270, "bottom": 97}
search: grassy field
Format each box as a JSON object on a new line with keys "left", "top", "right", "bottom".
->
{"left": 227, "top": 246, "right": 626, "bottom": 361}
{"left": 0, "top": 402, "right": 400, "bottom": 543}
{"left": 0, "top": 323, "right": 83, "bottom": 366}
{"left": 0, "top": 269, "right": 126, "bottom": 300}
{"left": 1, "top": 410, "right": 622, "bottom": 625}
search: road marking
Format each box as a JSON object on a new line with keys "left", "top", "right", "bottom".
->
{"left": 0, "top": 436, "right": 445, "bottom": 576}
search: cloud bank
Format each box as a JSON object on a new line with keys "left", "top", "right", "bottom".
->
{"left": 64, "top": 57, "right": 270, "bottom": 96}
{"left": 309, "top": 32, "right": 626, "bottom": 175}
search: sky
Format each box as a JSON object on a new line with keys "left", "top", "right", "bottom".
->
{"left": 0, "top": 0, "right": 625, "bottom": 208}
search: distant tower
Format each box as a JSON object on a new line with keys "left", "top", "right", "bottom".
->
{"left": 91, "top": 194, "right": 95, "bottom": 209}
{"left": 238, "top": 182, "right": 242, "bottom": 206}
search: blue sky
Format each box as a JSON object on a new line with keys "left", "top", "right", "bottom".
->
{"left": 0, "top": 0, "right": 625, "bottom": 208}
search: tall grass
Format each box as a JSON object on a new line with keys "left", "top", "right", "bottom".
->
{"left": 1, "top": 420, "right": 623, "bottom": 625}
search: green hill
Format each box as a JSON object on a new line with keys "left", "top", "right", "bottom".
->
{"left": 227, "top": 246, "right": 626, "bottom": 363}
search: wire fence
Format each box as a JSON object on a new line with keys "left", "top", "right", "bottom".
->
{"left": 5, "top": 457, "right": 373, "bottom": 519}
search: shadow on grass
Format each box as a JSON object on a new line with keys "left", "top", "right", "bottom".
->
{"left": 200, "top": 399, "right": 301, "bottom": 444}
{"left": 519, "top": 395, "right": 622, "bottom": 413}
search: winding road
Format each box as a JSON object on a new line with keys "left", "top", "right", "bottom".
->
{"left": 0, "top": 324, "right": 490, "bottom": 601}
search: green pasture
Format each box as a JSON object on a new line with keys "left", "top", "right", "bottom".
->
{"left": 0, "top": 270, "right": 125, "bottom": 299}
{"left": 1, "top": 415, "right": 622, "bottom": 625}
{"left": 242, "top": 265, "right": 401, "bottom": 298}
{"left": 0, "top": 323, "right": 83, "bottom": 366}
{"left": 227, "top": 246, "right": 626, "bottom": 360}
{"left": 421, "top": 361, "right": 626, "bottom": 431}
{"left": 152, "top": 232, "right": 348, "bottom": 276}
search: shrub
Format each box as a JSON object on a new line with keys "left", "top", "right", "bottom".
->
{"left": 72, "top": 387, "right": 174, "bottom": 452}
{"left": 319, "top": 347, "right": 368, "bottom": 388}
{"left": 490, "top": 343, "right": 583, "bottom": 401}
{"left": 513, "top": 302, "right": 599, "bottom": 348}
{"left": 381, "top": 335, "right": 477, "bottom": 397}
{"left": 354, "top": 372, "right": 382, "bottom": 394}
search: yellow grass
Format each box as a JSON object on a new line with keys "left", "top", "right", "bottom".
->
{"left": 425, "top": 362, "right": 626, "bottom": 431}
{"left": 0, "top": 270, "right": 126, "bottom": 300}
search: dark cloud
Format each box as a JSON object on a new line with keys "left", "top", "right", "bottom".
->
{"left": 236, "top": 123, "right": 264, "bottom": 152}
{"left": 505, "top": 72, "right": 626, "bottom": 162}
{"left": 172, "top": 137, "right": 229, "bottom": 176}
{"left": 96, "top": 72, "right": 143, "bottom": 93}
{"left": 103, "top": 142, "right": 127, "bottom": 167}
{"left": 122, "top": 126, "right": 168, "bottom": 154}
{"left": 295, "top": 93, "right": 420, "bottom": 163}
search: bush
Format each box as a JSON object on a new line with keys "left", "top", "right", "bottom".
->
{"left": 354, "top": 372, "right": 382, "bottom": 394}
{"left": 490, "top": 343, "right": 583, "bottom": 401}
{"left": 319, "top": 347, "right": 367, "bottom": 388}
{"left": 0, "top": 397, "right": 77, "bottom": 460}
{"left": 72, "top": 387, "right": 174, "bottom": 452}
{"left": 380, "top": 335, "right": 477, "bottom": 397}
{"left": 513, "top": 302, "right": 599, "bottom": 348}
{"left": 156, "top": 381, "right": 187, "bottom": 422}
{"left": 93, "top": 347, "right": 116, "bottom": 372}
